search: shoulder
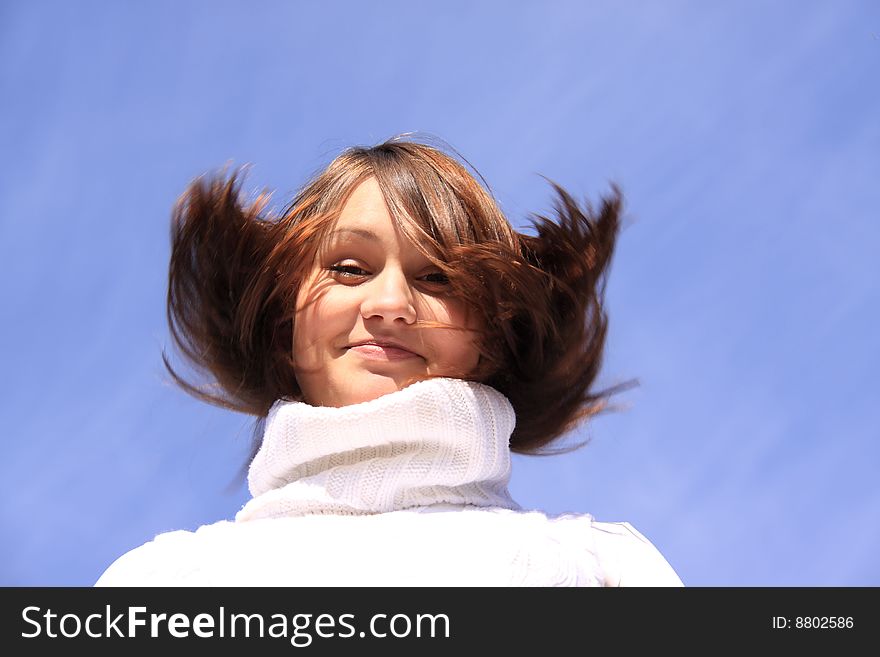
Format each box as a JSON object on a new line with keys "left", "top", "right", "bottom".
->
{"left": 415, "top": 507, "right": 684, "bottom": 587}
{"left": 588, "top": 520, "right": 684, "bottom": 587}
{"left": 448, "top": 507, "right": 684, "bottom": 587}
{"left": 94, "top": 521, "right": 234, "bottom": 586}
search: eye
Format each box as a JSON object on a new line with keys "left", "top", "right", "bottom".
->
{"left": 420, "top": 271, "right": 450, "bottom": 285}
{"left": 328, "top": 263, "right": 370, "bottom": 279}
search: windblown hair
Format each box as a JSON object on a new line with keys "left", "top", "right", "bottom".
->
{"left": 164, "top": 135, "right": 636, "bottom": 462}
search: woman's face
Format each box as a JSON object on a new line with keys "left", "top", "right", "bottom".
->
{"left": 292, "top": 177, "right": 482, "bottom": 407}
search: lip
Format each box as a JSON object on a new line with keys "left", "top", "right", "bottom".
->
{"left": 346, "top": 339, "right": 421, "bottom": 361}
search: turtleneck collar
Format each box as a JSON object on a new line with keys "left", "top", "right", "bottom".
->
{"left": 235, "top": 377, "right": 522, "bottom": 522}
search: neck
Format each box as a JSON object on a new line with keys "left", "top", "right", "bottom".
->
{"left": 236, "top": 377, "right": 522, "bottom": 521}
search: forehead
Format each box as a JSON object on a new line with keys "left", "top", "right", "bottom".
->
{"left": 320, "top": 180, "right": 446, "bottom": 265}
{"left": 324, "top": 179, "right": 397, "bottom": 249}
{"left": 334, "top": 177, "right": 390, "bottom": 228}
{"left": 326, "top": 177, "right": 410, "bottom": 243}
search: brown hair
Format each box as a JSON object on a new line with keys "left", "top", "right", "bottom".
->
{"left": 164, "top": 134, "right": 636, "bottom": 463}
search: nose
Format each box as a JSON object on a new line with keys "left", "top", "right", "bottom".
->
{"left": 360, "top": 267, "right": 417, "bottom": 325}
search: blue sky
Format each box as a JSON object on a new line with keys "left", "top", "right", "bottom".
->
{"left": 1, "top": 0, "right": 877, "bottom": 586}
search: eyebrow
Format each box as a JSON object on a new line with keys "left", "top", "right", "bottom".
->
{"left": 327, "top": 228, "right": 381, "bottom": 242}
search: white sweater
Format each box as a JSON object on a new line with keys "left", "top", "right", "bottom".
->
{"left": 95, "top": 378, "right": 683, "bottom": 586}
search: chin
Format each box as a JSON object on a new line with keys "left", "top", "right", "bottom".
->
{"left": 334, "top": 372, "right": 421, "bottom": 407}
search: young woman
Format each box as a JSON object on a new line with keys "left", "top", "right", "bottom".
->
{"left": 95, "top": 135, "right": 683, "bottom": 586}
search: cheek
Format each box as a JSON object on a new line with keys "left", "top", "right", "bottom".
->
{"left": 423, "top": 295, "right": 475, "bottom": 327}
{"left": 294, "top": 285, "right": 358, "bottom": 357}
{"left": 292, "top": 285, "right": 328, "bottom": 362}
{"left": 429, "top": 330, "right": 481, "bottom": 378}
{"left": 292, "top": 289, "right": 310, "bottom": 352}
{"left": 425, "top": 299, "right": 483, "bottom": 372}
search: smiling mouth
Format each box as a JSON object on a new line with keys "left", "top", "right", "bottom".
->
{"left": 347, "top": 343, "right": 421, "bottom": 361}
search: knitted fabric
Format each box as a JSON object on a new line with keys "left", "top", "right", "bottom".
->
{"left": 235, "top": 377, "right": 522, "bottom": 522}
{"left": 95, "top": 377, "right": 686, "bottom": 586}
